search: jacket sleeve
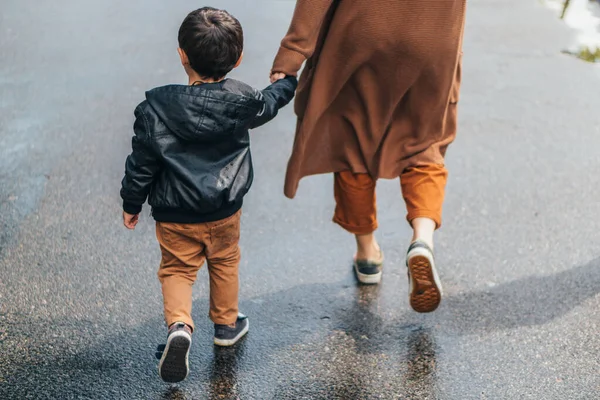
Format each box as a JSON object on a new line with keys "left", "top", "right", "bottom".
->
{"left": 120, "top": 106, "right": 161, "bottom": 214}
{"left": 271, "top": 0, "right": 335, "bottom": 76}
{"left": 250, "top": 76, "right": 298, "bottom": 129}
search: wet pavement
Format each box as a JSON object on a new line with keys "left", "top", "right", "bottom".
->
{"left": 1, "top": 1, "right": 600, "bottom": 399}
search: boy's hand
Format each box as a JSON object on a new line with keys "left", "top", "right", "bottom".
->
{"left": 270, "top": 72, "right": 286, "bottom": 83}
{"left": 123, "top": 211, "right": 139, "bottom": 230}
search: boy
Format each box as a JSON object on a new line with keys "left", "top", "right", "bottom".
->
{"left": 119, "top": 7, "right": 296, "bottom": 383}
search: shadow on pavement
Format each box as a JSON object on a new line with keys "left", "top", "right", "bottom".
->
{"left": 441, "top": 256, "right": 600, "bottom": 333}
{"left": 2, "top": 258, "right": 599, "bottom": 399}
{"left": 338, "top": 256, "right": 600, "bottom": 341}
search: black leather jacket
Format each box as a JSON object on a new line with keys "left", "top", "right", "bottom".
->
{"left": 120, "top": 77, "right": 297, "bottom": 223}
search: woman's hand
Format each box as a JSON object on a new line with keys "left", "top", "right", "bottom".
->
{"left": 270, "top": 72, "right": 286, "bottom": 83}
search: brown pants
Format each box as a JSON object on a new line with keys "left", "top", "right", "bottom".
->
{"left": 155, "top": 210, "right": 241, "bottom": 330}
{"left": 333, "top": 165, "right": 448, "bottom": 235}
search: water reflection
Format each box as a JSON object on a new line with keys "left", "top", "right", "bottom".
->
{"left": 208, "top": 342, "right": 245, "bottom": 400}
{"left": 403, "top": 327, "right": 438, "bottom": 399}
{"left": 161, "top": 386, "right": 187, "bottom": 400}
{"left": 327, "top": 284, "right": 381, "bottom": 398}
{"left": 338, "top": 283, "right": 384, "bottom": 354}
{"left": 338, "top": 283, "right": 439, "bottom": 397}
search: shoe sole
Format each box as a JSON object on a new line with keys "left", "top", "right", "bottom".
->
{"left": 214, "top": 320, "right": 249, "bottom": 347}
{"left": 353, "top": 261, "right": 382, "bottom": 284}
{"left": 407, "top": 247, "right": 442, "bottom": 313}
{"left": 158, "top": 331, "right": 191, "bottom": 383}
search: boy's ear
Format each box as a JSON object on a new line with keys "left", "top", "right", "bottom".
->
{"left": 177, "top": 48, "right": 189, "bottom": 66}
{"left": 234, "top": 52, "right": 244, "bottom": 69}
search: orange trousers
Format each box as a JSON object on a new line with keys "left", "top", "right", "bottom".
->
{"left": 155, "top": 211, "right": 241, "bottom": 330}
{"left": 333, "top": 165, "right": 448, "bottom": 235}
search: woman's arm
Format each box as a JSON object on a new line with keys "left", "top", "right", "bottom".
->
{"left": 271, "top": 0, "right": 334, "bottom": 77}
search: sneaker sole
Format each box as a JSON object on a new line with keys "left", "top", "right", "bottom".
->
{"left": 353, "top": 262, "right": 382, "bottom": 284}
{"left": 158, "top": 331, "right": 191, "bottom": 383}
{"left": 407, "top": 248, "right": 442, "bottom": 313}
{"left": 213, "top": 320, "right": 249, "bottom": 347}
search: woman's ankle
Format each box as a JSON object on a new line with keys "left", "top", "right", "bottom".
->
{"left": 410, "top": 217, "right": 436, "bottom": 250}
{"left": 355, "top": 233, "right": 381, "bottom": 260}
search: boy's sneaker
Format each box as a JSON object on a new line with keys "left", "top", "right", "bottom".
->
{"left": 214, "top": 313, "right": 249, "bottom": 347}
{"left": 353, "top": 250, "right": 384, "bottom": 284}
{"left": 406, "top": 240, "right": 442, "bottom": 313}
{"left": 157, "top": 322, "right": 192, "bottom": 383}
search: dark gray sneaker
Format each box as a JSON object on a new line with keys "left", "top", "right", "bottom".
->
{"left": 353, "top": 250, "right": 384, "bottom": 284}
{"left": 157, "top": 322, "right": 192, "bottom": 383}
{"left": 214, "top": 314, "right": 249, "bottom": 347}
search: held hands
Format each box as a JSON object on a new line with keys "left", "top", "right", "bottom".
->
{"left": 270, "top": 72, "right": 286, "bottom": 83}
{"left": 123, "top": 211, "right": 140, "bottom": 230}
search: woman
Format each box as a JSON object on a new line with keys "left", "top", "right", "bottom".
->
{"left": 271, "top": 0, "right": 465, "bottom": 313}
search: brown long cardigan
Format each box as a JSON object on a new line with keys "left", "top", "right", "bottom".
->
{"left": 272, "top": 0, "right": 466, "bottom": 198}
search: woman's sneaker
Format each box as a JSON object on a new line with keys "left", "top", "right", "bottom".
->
{"left": 406, "top": 240, "right": 442, "bottom": 313}
{"left": 214, "top": 313, "right": 249, "bottom": 347}
{"left": 157, "top": 322, "right": 192, "bottom": 383}
{"left": 353, "top": 250, "right": 384, "bottom": 284}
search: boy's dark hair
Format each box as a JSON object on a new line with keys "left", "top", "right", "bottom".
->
{"left": 178, "top": 7, "right": 243, "bottom": 80}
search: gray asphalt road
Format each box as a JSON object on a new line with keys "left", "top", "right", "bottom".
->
{"left": 1, "top": 1, "right": 599, "bottom": 399}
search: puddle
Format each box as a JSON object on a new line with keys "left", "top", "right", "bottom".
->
{"left": 544, "top": 0, "right": 600, "bottom": 62}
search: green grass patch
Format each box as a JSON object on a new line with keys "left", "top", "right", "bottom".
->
{"left": 562, "top": 46, "right": 600, "bottom": 62}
